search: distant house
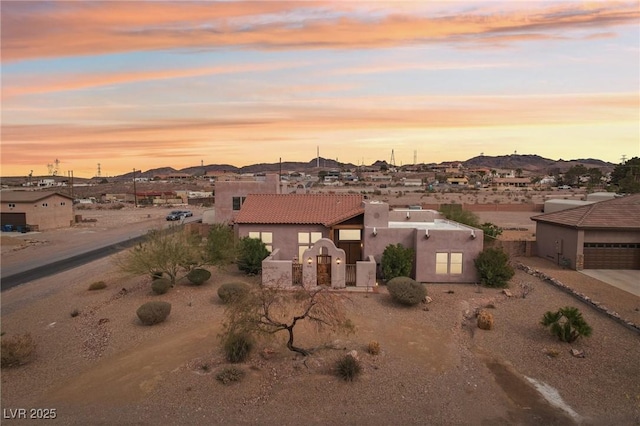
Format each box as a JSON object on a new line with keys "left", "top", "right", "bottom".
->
{"left": 532, "top": 194, "right": 640, "bottom": 270}
{"left": 1, "top": 191, "right": 74, "bottom": 231}
{"left": 492, "top": 177, "right": 531, "bottom": 188}
{"left": 446, "top": 176, "right": 469, "bottom": 186}
{"left": 125, "top": 191, "right": 182, "bottom": 206}
{"left": 234, "top": 194, "right": 483, "bottom": 289}
{"left": 402, "top": 178, "right": 423, "bottom": 187}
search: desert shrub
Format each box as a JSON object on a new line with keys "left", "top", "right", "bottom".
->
{"left": 386, "top": 276, "right": 426, "bottom": 306}
{"left": 136, "top": 301, "right": 172, "bottom": 325}
{"left": 480, "top": 222, "right": 503, "bottom": 242}
{"left": 218, "top": 282, "right": 250, "bottom": 304}
{"left": 474, "top": 248, "right": 514, "bottom": 288}
{"left": 1, "top": 333, "right": 36, "bottom": 368}
{"left": 151, "top": 278, "right": 172, "bottom": 295}
{"left": 186, "top": 268, "right": 211, "bottom": 285}
{"left": 381, "top": 244, "right": 414, "bottom": 281}
{"left": 216, "top": 366, "right": 245, "bottom": 385}
{"left": 151, "top": 271, "right": 164, "bottom": 280}
{"left": 88, "top": 281, "right": 107, "bottom": 291}
{"left": 367, "top": 340, "right": 380, "bottom": 355}
{"left": 335, "top": 354, "right": 362, "bottom": 381}
{"left": 70, "top": 309, "right": 80, "bottom": 318}
{"left": 236, "top": 237, "right": 270, "bottom": 275}
{"left": 222, "top": 333, "right": 253, "bottom": 363}
{"left": 541, "top": 306, "right": 592, "bottom": 343}
{"left": 439, "top": 204, "right": 480, "bottom": 228}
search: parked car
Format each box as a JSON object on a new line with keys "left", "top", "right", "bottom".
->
{"left": 558, "top": 185, "right": 572, "bottom": 190}
{"left": 166, "top": 210, "right": 185, "bottom": 221}
{"left": 166, "top": 210, "right": 194, "bottom": 221}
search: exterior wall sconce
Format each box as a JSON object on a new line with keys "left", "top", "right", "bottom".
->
{"left": 372, "top": 227, "right": 377, "bottom": 236}
{"left": 406, "top": 212, "right": 410, "bottom": 219}
{"left": 424, "top": 229, "right": 430, "bottom": 239}
{"left": 307, "top": 257, "right": 313, "bottom": 264}
{"left": 336, "top": 257, "right": 341, "bottom": 264}
{"left": 470, "top": 230, "right": 476, "bottom": 239}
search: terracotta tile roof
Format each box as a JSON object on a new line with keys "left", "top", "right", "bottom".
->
{"left": 0, "top": 191, "right": 74, "bottom": 202}
{"left": 531, "top": 194, "right": 640, "bottom": 229}
{"left": 235, "top": 194, "right": 364, "bottom": 226}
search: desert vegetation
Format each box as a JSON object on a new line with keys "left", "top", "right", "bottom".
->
{"left": 474, "top": 247, "right": 515, "bottom": 288}
{"left": 217, "top": 282, "right": 251, "bottom": 304}
{"left": 88, "top": 281, "right": 107, "bottom": 291}
{"left": 541, "top": 306, "right": 593, "bottom": 343}
{"left": 136, "top": 301, "right": 172, "bottom": 325}
{"left": 1, "top": 333, "right": 36, "bottom": 368}
{"left": 380, "top": 243, "right": 414, "bottom": 281}
{"left": 221, "top": 285, "right": 350, "bottom": 356}
{"left": 335, "top": 354, "right": 362, "bottom": 382}
{"left": 386, "top": 276, "right": 426, "bottom": 306}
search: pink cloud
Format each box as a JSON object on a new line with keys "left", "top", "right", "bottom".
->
{"left": 2, "top": 2, "right": 637, "bottom": 61}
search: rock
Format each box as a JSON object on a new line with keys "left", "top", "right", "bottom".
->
{"left": 570, "top": 348, "right": 585, "bottom": 358}
{"left": 502, "top": 289, "right": 513, "bottom": 297}
{"left": 477, "top": 310, "right": 494, "bottom": 330}
{"left": 260, "top": 348, "right": 276, "bottom": 360}
{"left": 348, "top": 350, "right": 359, "bottom": 360}
{"left": 422, "top": 296, "right": 433, "bottom": 304}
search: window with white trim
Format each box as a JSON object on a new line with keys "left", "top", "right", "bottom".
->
{"left": 297, "top": 232, "right": 322, "bottom": 260}
{"left": 248, "top": 231, "right": 273, "bottom": 252}
{"left": 435, "top": 252, "right": 463, "bottom": 275}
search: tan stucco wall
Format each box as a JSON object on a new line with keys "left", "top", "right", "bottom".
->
{"left": 535, "top": 223, "right": 580, "bottom": 268}
{"left": 1, "top": 194, "right": 74, "bottom": 230}
{"left": 212, "top": 175, "right": 280, "bottom": 224}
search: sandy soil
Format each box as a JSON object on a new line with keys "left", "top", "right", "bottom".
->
{"left": 1, "top": 199, "right": 639, "bottom": 425}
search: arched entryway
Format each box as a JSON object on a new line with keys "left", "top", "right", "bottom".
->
{"left": 301, "top": 238, "right": 346, "bottom": 289}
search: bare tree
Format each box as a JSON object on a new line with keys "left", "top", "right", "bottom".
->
{"left": 115, "top": 225, "right": 205, "bottom": 285}
{"left": 222, "top": 284, "right": 351, "bottom": 356}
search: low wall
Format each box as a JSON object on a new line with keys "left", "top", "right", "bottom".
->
{"left": 262, "top": 249, "right": 293, "bottom": 287}
{"left": 421, "top": 203, "right": 543, "bottom": 212}
{"left": 491, "top": 240, "right": 536, "bottom": 258}
{"left": 355, "top": 256, "right": 377, "bottom": 288}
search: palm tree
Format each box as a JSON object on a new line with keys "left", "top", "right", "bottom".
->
{"left": 541, "top": 307, "right": 592, "bottom": 343}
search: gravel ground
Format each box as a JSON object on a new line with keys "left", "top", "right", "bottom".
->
{"left": 1, "top": 205, "right": 639, "bottom": 425}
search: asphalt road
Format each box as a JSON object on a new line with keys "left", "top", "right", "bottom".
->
{"left": 1, "top": 217, "right": 200, "bottom": 291}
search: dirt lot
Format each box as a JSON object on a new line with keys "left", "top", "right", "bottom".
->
{"left": 1, "top": 197, "right": 639, "bottom": 425}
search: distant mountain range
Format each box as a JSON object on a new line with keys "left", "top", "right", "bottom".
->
{"left": 121, "top": 154, "right": 615, "bottom": 179}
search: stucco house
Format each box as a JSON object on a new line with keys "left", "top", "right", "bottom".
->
{"left": 1, "top": 191, "right": 74, "bottom": 231}
{"left": 531, "top": 193, "right": 640, "bottom": 270}
{"left": 211, "top": 174, "right": 284, "bottom": 224}
{"left": 233, "top": 193, "right": 483, "bottom": 289}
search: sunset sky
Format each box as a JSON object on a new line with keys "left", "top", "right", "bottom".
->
{"left": 1, "top": 1, "right": 639, "bottom": 178}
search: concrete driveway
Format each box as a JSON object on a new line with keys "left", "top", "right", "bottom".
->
{"left": 579, "top": 269, "right": 640, "bottom": 297}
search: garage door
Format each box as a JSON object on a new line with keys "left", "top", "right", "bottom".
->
{"left": 1, "top": 212, "right": 27, "bottom": 227}
{"left": 583, "top": 243, "right": 640, "bottom": 269}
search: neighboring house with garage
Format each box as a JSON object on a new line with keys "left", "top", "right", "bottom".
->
{"left": 531, "top": 193, "right": 640, "bottom": 270}
{"left": 234, "top": 193, "right": 483, "bottom": 289}
{"left": 1, "top": 191, "right": 74, "bottom": 231}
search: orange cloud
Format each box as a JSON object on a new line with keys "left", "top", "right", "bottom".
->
{"left": 2, "top": 61, "right": 311, "bottom": 98}
{"left": 2, "top": 2, "right": 637, "bottom": 62}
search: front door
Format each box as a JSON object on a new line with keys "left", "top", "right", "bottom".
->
{"left": 317, "top": 254, "right": 331, "bottom": 286}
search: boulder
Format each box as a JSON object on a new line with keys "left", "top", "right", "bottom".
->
{"left": 477, "top": 310, "right": 494, "bottom": 330}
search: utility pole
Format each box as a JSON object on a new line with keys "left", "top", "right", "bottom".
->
{"left": 132, "top": 168, "right": 138, "bottom": 208}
